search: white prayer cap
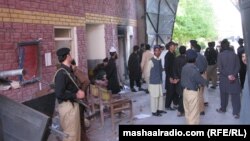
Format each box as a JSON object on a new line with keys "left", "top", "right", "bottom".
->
{"left": 109, "top": 46, "right": 117, "bottom": 53}
{"left": 160, "top": 44, "right": 165, "bottom": 47}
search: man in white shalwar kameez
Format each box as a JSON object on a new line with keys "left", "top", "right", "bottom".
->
{"left": 147, "top": 45, "right": 167, "bottom": 116}
{"left": 159, "top": 44, "right": 168, "bottom": 94}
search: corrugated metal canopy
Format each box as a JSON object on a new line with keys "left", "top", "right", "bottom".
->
{"left": 146, "top": 0, "right": 179, "bottom": 45}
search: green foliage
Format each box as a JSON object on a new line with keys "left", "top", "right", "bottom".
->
{"left": 172, "top": 0, "right": 217, "bottom": 45}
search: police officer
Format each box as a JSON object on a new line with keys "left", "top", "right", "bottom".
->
{"left": 55, "top": 47, "right": 85, "bottom": 141}
{"left": 181, "top": 49, "right": 207, "bottom": 125}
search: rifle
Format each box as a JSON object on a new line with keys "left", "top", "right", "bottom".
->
{"left": 40, "top": 81, "right": 90, "bottom": 109}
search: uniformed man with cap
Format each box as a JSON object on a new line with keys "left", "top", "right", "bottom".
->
{"left": 54, "top": 47, "right": 84, "bottom": 141}
{"left": 181, "top": 49, "right": 207, "bottom": 124}
{"left": 105, "top": 46, "right": 121, "bottom": 94}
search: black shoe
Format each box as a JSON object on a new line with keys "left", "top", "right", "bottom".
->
{"left": 138, "top": 88, "right": 144, "bottom": 91}
{"left": 157, "top": 110, "right": 167, "bottom": 114}
{"left": 145, "top": 89, "right": 149, "bottom": 94}
{"left": 177, "top": 112, "right": 184, "bottom": 117}
{"left": 166, "top": 107, "right": 176, "bottom": 111}
{"left": 234, "top": 114, "right": 240, "bottom": 119}
{"left": 200, "top": 111, "right": 205, "bottom": 115}
{"left": 216, "top": 108, "right": 226, "bottom": 113}
{"left": 210, "top": 86, "right": 216, "bottom": 89}
{"left": 204, "top": 102, "right": 209, "bottom": 106}
{"left": 152, "top": 112, "right": 162, "bottom": 117}
{"left": 131, "top": 88, "right": 137, "bottom": 92}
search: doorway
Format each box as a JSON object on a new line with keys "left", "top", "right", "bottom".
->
{"left": 117, "top": 26, "right": 127, "bottom": 83}
{"left": 117, "top": 26, "right": 134, "bottom": 84}
{"left": 118, "top": 35, "right": 127, "bottom": 83}
{"left": 86, "top": 24, "right": 106, "bottom": 81}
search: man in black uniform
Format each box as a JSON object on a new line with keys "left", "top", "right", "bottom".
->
{"left": 173, "top": 46, "right": 187, "bottom": 117}
{"left": 204, "top": 41, "right": 218, "bottom": 89}
{"left": 164, "top": 41, "right": 177, "bottom": 110}
{"left": 55, "top": 47, "right": 85, "bottom": 141}
{"left": 128, "top": 45, "right": 143, "bottom": 92}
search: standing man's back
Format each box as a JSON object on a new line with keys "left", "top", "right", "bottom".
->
{"left": 204, "top": 41, "right": 218, "bottom": 89}
{"left": 181, "top": 49, "right": 207, "bottom": 124}
{"left": 159, "top": 43, "right": 168, "bottom": 94}
{"left": 105, "top": 47, "right": 121, "bottom": 94}
{"left": 141, "top": 44, "right": 154, "bottom": 89}
{"left": 217, "top": 39, "right": 241, "bottom": 119}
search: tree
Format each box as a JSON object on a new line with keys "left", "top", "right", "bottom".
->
{"left": 173, "top": 0, "right": 217, "bottom": 45}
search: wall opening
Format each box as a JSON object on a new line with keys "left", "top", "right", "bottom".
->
{"left": 117, "top": 25, "right": 134, "bottom": 84}
{"left": 54, "top": 27, "right": 78, "bottom": 65}
{"left": 86, "top": 24, "right": 106, "bottom": 81}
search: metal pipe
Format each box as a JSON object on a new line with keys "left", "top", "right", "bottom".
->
{"left": 0, "top": 69, "right": 24, "bottom": 78}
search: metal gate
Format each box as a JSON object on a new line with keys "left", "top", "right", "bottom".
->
{"left": 0, "top": 95, "right": 49, "bottom": 141}
{"left": 146, "top": 0, "right": 179, "bottom": 45}
{"left": 239, "top": 0, "right": 250, "bottom": 94}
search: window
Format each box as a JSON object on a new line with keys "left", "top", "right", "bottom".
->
{"left": 54, "top": 27, "right": 78, "bottom": 64}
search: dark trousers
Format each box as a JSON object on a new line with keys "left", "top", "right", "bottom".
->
{"left": 239, "top": 70, "right": 246, "bottom": 89}
{"left": 129, "top": 77, "right": 141, "bottom": 89}
{"left": 176, "top": 83, "right": 184, "bottom": 113}
{"left": 220, "top": 92, "right": 241, "bottom": 115}
{"left": 165, "top": 80, "right": 179, "bottom": 108}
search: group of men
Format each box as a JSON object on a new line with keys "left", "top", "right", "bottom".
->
{"left": 144, "top": 38, "right": 246, "bottom": 125}
{"left": 145, "top": 42, "right": 208, "bottom": 124}
{"left": 53, "top": 37, "right": 247, "bottom": 141}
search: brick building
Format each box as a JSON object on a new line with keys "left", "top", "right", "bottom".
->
{"left": 0, "top": 0, "right": 146, "bottom": 102}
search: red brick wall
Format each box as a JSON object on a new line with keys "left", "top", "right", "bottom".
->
{"left": 0, "top": 22, "right": 55, "bottom": 73}
{"left": 133, "top": 26, "right": 138, "bottom": 46}
{"left": 0, "top": 0, "right": 136, "bottom": 19}
{"left": 0, "top": 0, "right": 138, "bottom": 102}
{"left": 84, "top": 0, "right": 137, "bottom": 20}
{"left": 0, "top": 0, "right": 85, "bottom": 16}
{"left": 77, "top": 27, "right": 88, "bottom": 74}
{"left": 0, "top": 22, "right": 54, "bottom": 102}
{"left": 105, "top": 24, "right": 117, "bottom": 56}
{"left": 84, "top": 0, "right": 138, "bottom": 55}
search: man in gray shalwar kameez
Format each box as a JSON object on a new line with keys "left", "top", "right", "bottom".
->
{"left": 217, "top": 39, "right": 241, "bottom": 119}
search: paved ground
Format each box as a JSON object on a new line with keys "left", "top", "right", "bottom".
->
{"left": 86, "top": 84, "right": 240, "bottom": 141}
{"left": 48, "top": 84, "right": 241, "bottom": 141}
